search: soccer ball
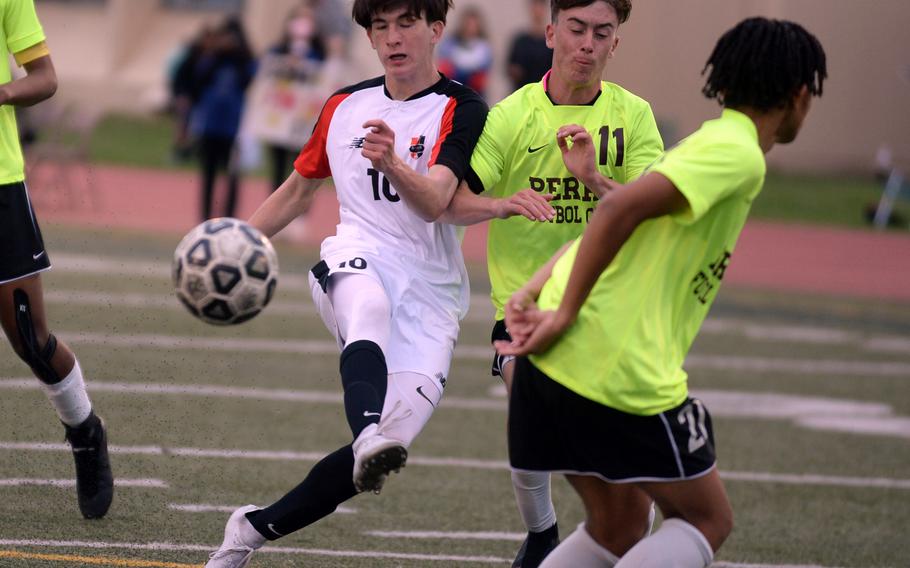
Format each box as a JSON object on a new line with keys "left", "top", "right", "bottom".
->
{"left": 172, "top": 218, "right": 279, "bottom": 325}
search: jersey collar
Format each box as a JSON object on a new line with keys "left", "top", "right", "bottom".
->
{"left": 382, "top": 72, "right": 449, "bottom": 102}
{"left": 721, "top": 108, "right": 760, "bottom": 142}
{"left": 541, "top": 70, "right": 602, "bottom": 106}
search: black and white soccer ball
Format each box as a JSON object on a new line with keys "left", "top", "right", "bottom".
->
{"left": 172, "top": 218, "right": 279, "bottom": 325}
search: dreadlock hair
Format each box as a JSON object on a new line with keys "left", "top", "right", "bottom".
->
{"left": 352, "top": 0, "right": 454, "bottom": 29}
{"left": 702, "top": 17, "right": 827, "bottom": 111}
{"left": 551, "top": 0, "right": 631, "bottom": 25}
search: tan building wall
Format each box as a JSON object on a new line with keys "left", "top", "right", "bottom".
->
{"left": 33, "top": 0, "right": 910, "bottom": 174}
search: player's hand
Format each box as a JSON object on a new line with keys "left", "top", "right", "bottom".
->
{"left": 362, "top": 119, "right": 400, "bottom": 173}
{"left": 501, "top": 287, "right": 540, "bottom": 344}
{"left": 557, "top": 124, "right": 599, "bottom": 188}
{"left": 495, "top": 189, "right": 556, "bottom": 221}
{"left": 494, "top": 308, "right": 571, "bottom": 356}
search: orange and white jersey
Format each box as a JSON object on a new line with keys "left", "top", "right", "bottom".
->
{"left": 294, "top": 74, "right": 487, "bottom": 377}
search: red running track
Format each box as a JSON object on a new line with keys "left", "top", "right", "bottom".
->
{"left": 28, "top": 163, "right": 910, "bottom": 302}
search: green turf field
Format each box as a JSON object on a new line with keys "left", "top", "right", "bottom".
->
{"left": 0, "top": 226, "right": 908, "bottom": 568}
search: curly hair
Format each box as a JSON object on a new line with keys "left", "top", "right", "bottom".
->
{"left": 702, "top": 17, "right": 827, "bottom": 111}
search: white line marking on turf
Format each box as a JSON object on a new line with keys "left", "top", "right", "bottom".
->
{"left": 0, "top": 379, "right": 503, "bottom": 411}
{"left": 0, "top": 478, "right": 167, "bottom": 488}
{"left": 27, "top": 327, "right": 910, "bottom": 376}
{"left": 3, "top": 442, "right": 909, "bottom": 490}
{"left": 366, "top": 530, "right": 524, "bottom": 541}
{"left": 44, "top": 289, "right": 312, "bottom": 317}
{"left": 8, "top": 378, "right": 907, "bottom": 438}
{"left": 168, "top": 503, "right": 356, "bottom": 514}
{"left": 0, "top": 539, "right": 509, "bottom": 564}
{"left": 42, "top": 283, "right": 910, "bottom": 352}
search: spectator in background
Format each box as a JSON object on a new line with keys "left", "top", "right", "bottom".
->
{"left": 312, "top": 0, "right": 354, "bottom": 61}
{"left": 264, "top": 2, "right": 325, "bottom": 192}
{"left": 188, "top": 17, "right": 256, "bottom": 221}
{"left": 169, "top": 25, "right": 214, "bottom": 163}
{"left": 437, "top": 6, "right": 493, "bottom": 98}
{"left": 507, "top": 0, "right": 552, "bottom": 91}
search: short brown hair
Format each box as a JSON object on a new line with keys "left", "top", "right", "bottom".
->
{"left": 551, "top": 0, "right": 631, "bottom": 25}
{"left": 352, "top": 0, "right": 454, "bottom": 29}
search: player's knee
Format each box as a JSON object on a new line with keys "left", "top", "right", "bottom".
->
{"left": 10, "top": 288, "right": 60, "bottom": 384}
{"left": 585, "top": 513, "right": 645, "bottom": 556}
{"left": 712, "top": 503, "right": 734, "bottom": 546}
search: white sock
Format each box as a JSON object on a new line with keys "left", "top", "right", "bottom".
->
{"left": 40, "top": 359, "right": 92, "bottom": 427}
{"left": 615, "top": 518, "right": 713, "bottom": 568}
{"left": 511, "top": 470, "right": 557, "bottom": 532}
{"left": 540, "top": 522, "right": 620, "bottom": 568}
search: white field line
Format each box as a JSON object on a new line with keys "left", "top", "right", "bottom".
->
{"left": 32, "top": 329, "right": 910, "bottom": 377}
{"left": 168, "top": 503, "right": 355, "bottom": 514}
{"left": 3, "top": 379, "right": 909, "bottom": 438}
{"left": 42, "top": 286, "right": 910, "bottom": 352}
{"left": 44, "top": 289, "right": 313, "bottom": 317}
{"left": 0, "top": 538, "right": 509, "bottom": 564}
{"left": 366, "top": 530, "right": 524, "bottom": 541}
{"left": 0, "top": 478, "right": 166, "bottom": 488}
{"left": 0, "top": 379, "right": 503, "bottom": 411}
{"left": 2, "top": 441, "right": 909, "bottom": 490}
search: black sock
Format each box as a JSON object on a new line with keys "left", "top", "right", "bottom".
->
{"left": 339, "top": 340, "right": 387, "bottom": 437}
{"left": 246, "top": 445, "right": 358, "bottom": 540}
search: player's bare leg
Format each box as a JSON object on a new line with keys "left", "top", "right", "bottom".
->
{"left": 0, "top": 274, "right": 113, "bottom": 519}
{"left": 615, "top": 468, "right": 732, "bottom": 566}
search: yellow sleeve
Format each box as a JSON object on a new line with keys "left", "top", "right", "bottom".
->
{"left": 14, "top": 40, "right": 49, "bottom": 66}
{"left": 4, "top": 0, "right": 46, "bottom": 57}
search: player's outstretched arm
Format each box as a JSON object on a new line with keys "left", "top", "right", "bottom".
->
{"left": 0, "top": 54, "right": 57, "bottom": 107}
{"left": 248, "top": 170, "right": 321, "bottom": 238}
{"left": 361, "top": 119, "right": 462, "bottom": 222}
{"left": 496, "top": 173, "right": 689, "bottom": 356}
{"left": 556, "top": 124, "right": 619, "bottom": 199}
{"left": 439, "top": 182, "right": 556, "bottom": 225}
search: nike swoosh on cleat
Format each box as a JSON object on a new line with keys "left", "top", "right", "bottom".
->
{"left": 267, "top": 523, "right": 285, "bottom": 537}
{"left": 527, "top": 144, "right": 548, "bottom": 154}
{"left": 415, "top": 386, "right": 435, "bottom": 407}
{"left": 32, "top": 251, "right": 46, "bottom": 260}
{"left": 363, "top": 411, "right": 381, "bottom": 417}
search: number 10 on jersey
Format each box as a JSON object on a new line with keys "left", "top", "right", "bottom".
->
{"left": 368, "top": 168, "right": 401, "bottom": 202}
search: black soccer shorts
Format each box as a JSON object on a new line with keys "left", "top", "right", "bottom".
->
{"left": 490, "top": 319, "right": 514, "bottom": 377}
{"left": 0, "top": 182, "right": 51, "bottom": 284}
{"left": 508, "top": 357, "right": 717, "bottom": 482}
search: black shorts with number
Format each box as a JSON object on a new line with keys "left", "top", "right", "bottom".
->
{"left": 508, "top": 357, "right": 717, "bottom": 482}
{"left": 0, "top": 182, "right": 51, "bottom": 284}
{"left": 490, "top": 319, "right": 513, "bottom": 377}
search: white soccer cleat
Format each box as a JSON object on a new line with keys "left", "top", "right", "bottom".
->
{"left": 352, "top": 423, "right": 408, "bottom": 494}
{"left": 205, "top": 504, "right": 266, "bottom": 568}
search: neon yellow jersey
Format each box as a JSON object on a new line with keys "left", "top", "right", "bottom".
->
{"left": 469, "top": 77, "right": 663, "bottom": 319}
{"left": 1, "top": 0, "right": 46, "bottom": 184}
{"left": 530, "top": 109, "right": 766, "bottom": 415}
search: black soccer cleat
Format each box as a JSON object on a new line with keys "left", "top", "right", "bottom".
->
{"left": 64, "top": 412, "right": 114, "bottom": 519}
{"left": 512, "top": 522, "right": 559, "bottom": 568}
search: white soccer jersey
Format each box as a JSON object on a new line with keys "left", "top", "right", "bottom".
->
{"left": 295, "top": 75, "right": 488, "bottom": 378}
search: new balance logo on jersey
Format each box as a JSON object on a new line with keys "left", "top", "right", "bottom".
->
{"left": 409, "top": 135, "right": 426, "bottom": 159}
{"left": 349, "top": 137, "right": 365, "bottom": 149}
